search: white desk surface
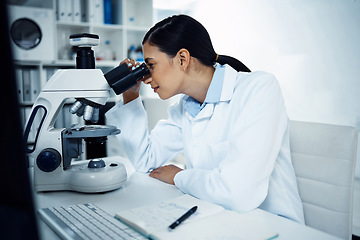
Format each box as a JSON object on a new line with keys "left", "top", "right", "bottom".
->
{"left": 35, "top": 160, "right": 341, "bottom": 240}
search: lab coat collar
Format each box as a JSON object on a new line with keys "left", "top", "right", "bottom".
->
{"left": 219, "top": 64, "right": 237, "bottom": 102}
{"left": 203, "top": 65, "right": 225, "bottom": 104}
{"left": 193, "top": 103, "right": 214, "bottom": 120}
{"left": 185, "top": 64, "right": 238, "bottom": 121}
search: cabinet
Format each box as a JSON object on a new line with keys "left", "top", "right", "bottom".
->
{"left": 55, "top": 0, "right": 153, "bottom": 64}
{"left": 8, "top": 0, "right": 154, "bottom": 132}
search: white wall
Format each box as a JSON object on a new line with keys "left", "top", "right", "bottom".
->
{"left": 192, "top": 0, "right": 360, "bottom": 177}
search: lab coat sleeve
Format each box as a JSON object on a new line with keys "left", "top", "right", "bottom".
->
{"left": 174, "top": 73, "right": 288, "bottom": 211}
{"left": 105, "top": 97, "right": 184, "bottom": 172}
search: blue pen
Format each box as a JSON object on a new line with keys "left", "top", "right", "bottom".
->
{"left": 168, "top": 206, "right": 198, "bottom": 230}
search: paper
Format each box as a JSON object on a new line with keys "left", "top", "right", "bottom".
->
{"left": 158, "top": 210, "right": 279, "bottom": 240}
{"left": 117, "top": 195, "right": 222, "bottom": 232}
{"left": 115, "top": 194, "right": 278, "bottom": 240}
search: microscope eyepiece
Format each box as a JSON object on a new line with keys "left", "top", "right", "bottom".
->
{"left": 104, "top": 63, "right": 150, "bottom": 95}
{"left": 132, "top": 63, "right": 150, "bottom": 81}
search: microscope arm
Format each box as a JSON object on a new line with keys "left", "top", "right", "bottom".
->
{"left": 24, "top": 68, "right": 110, "bottom": 154}
{"left": 44, "top": 68, "right": 111, "bottom": 123}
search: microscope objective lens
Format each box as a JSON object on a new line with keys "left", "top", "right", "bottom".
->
{"left": 91, "top": 108, "right": 99, "bottom": 123}
{"left": 69, "top": 101, "right": 83, "bottom": 114}
{"left": 76, "top": 104, "right": 85, "bottom": 117}
{"left": 83, "top": 105, "right": 94, "bottom": 121}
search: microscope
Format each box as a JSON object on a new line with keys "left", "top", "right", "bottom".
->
{"left": 24, "top": 33, "right": 149, "bottom": 193}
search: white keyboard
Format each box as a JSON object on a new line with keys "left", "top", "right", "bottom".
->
{"left": 38, "top": 203, "right": 148, "bottom": 240}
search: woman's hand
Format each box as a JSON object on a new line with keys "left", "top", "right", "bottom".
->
{"left": 149, "top": 165, "right": 183, "bottom": 185}
{"left": 120, "top": 58, "right": 142, "bottom": 104}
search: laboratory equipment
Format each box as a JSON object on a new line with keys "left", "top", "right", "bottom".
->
{"left": 24, "top": 33, "right": 149, "bottom": 193}
{"left": 8, "top": 5, "right": 55, "bottom": 61}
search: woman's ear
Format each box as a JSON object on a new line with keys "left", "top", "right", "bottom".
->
{"left": 177, "top": 48, "right": 190, "bottom": 71}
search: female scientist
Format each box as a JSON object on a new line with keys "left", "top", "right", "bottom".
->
{"left": 106, "top": 15, "right": 304, "bottom": 223}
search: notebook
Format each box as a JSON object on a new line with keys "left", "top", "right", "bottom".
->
{"left": 115, "top": 194, "right": 279, "bottom": 240}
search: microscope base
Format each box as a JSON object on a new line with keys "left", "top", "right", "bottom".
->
{"left": 34, "top": 158, "right": 127, "bottom": 193}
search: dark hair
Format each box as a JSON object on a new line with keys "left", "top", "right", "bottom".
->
{"left": 142, "top": 15, "right": 250, "bottom": 72}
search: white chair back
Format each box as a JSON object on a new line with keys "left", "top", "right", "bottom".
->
{"left": 289, "top": 120, "right": 358, "bottom": 239}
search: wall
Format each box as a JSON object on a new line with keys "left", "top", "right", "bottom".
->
{"left": 192, "top": 0, "right": 360, "bottom": 177}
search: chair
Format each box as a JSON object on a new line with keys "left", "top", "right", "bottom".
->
{"left": 289, "top": 120, "right": 358, "bottom": 240}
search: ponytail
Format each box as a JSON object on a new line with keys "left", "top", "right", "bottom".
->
{"left": 216, "top": 55, "right": 251, "bottom": 72}
{"left": 143, "top": 15, "right": 251, "bottom": 73}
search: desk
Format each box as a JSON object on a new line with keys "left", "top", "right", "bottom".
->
{"left": 35, "top": 159, "right": 341, "bottom": 240}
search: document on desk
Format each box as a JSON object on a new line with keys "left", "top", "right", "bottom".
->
{"left": 115, "top": 194, "right": 278, "bottom": 240}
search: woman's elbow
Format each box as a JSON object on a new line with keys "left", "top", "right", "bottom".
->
{"left": 224, "top": 184, "right": 269, "bottom": 212}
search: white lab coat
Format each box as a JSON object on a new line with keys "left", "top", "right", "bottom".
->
{"left": 106, "top": 65, "right": 305, "bottom": 224}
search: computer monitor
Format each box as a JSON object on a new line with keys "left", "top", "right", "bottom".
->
{"left": 0, "top": 1, "right": 40, "bottom": 239}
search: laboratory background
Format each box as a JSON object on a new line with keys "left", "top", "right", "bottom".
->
{"left": 6, "top": 0, "right": 360, "bottom": 238}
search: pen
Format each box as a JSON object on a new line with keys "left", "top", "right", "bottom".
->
{"left": 168, "top": 206, "right": 198, "bottom": 230}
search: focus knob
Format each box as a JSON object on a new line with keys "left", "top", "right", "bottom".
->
{"left": 36, "top": 148, "right": 61, "bottom": 172}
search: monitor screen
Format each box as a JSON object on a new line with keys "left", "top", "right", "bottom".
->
{"left": 0, "top": 1, "right": 40, "bottom": 239}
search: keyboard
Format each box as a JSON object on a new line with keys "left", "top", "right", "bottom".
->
{"left": 38, "top": 203, "right": 148, "bottom": 240}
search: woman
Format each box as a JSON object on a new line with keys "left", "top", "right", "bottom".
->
{"left": 106, "top": 15, "right": 304, "bottom": 223}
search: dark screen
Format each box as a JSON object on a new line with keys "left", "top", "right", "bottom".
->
{"left": 0, "top": 1, "right": 40, "bottom": 239}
